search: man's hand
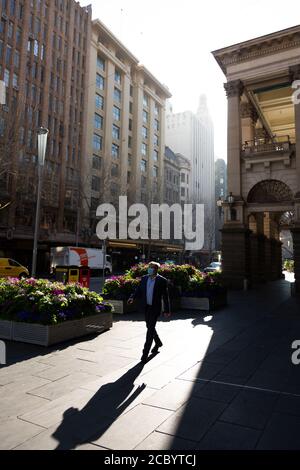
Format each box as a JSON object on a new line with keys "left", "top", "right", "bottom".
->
{"left": 127, "top": 298, "right": 134, "bottom": 305}
{"left": 164, "top": 312, "right": 171, "bottom": 319}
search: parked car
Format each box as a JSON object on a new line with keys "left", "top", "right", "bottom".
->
{"left": 0, "top": 258, "right": 29, "bottom": 279}
{"left": 203, "top": 261, "right": 222, "bottom": 273}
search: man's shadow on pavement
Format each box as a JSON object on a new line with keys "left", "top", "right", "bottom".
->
{"left": 52, "top": 363, "right": 146, "bottom": 450}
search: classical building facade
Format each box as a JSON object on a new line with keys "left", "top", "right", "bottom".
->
{"left": 0, "top": 0, "right": 92, "bottom": 270}
{"left": 84, "top": 19, "right": 174, "bottom": 269}
{"left": 212, "top": 25, "right": 300, "bottom": 290}
{"left": 164, "top": 146, "right": 180, "bottom": 206}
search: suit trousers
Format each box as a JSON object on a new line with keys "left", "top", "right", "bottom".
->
{"left": 142, "top": 305, "right": 162, "bottom": 357}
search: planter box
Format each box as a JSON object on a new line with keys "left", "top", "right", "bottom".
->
{"left": 0, "top": 320, "right": 13, "bottom": 340}
{"left": 181, "top": 292, "right": 227, "bottom": 311}
{"left": 108, "top": 299, "right": 137, "bottom": 315}
{"left": 170, "top": 297, "right": 181, "bottom": 312}
{"left": 2, "top": 312, "right": 113, "bottom": 347}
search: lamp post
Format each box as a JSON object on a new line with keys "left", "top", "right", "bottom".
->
{"left": 31, "top": 127, "right": 49, "bottom": 278}
{"left": 217, "top": 196, "right": 223, "bottom": 218}
{"left": 227, "top": 192, "right": 234, "bottom": 205}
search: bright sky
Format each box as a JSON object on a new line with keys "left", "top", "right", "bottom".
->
{"left": 85, "top": 0, "right": 300, "bottom": 160}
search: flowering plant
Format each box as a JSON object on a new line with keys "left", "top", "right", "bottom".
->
{"left": 102, "top": 276, "right": 140, "bottom": 300}
{"left": 0, "top": 278, "right": 112, "bottom": 325}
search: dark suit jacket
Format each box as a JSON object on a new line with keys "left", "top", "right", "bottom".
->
{"left": 131, "top": 274, "right": 170, "bottom": 316}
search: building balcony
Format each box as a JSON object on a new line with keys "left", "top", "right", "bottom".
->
{"left": 241, "top": 137, "right": 295, "bottom": 170}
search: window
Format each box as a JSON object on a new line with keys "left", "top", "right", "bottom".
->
{"left": 142, "top": 126, "right": 148, "bottom": 139}
{"left": 154, "top": 103, "right": 160, "bottom": 116}
{"left": 112, "top": 143, "right": 119, "bottom": 159}
{"left": 113, "top": 105, "right": 121, "bottom": 121}
{"left": 93, "top": 133, "right": 102, "bottom": 151}
{"left": 141, "top": 143, "right": 147, "bottom": 156}
{"left": 141, "top": 175, "right": 147, "bottom": 188}
{"left": 154, "top": 134, "right": 159, "bottom": 146}
{"left": 94, "top": 113, "right": 103, "bottom": 130}
{"left": 143, "top": 94, "right": 149, "bottom": 107}
{"left": 92, "top": 154, "right": 101, "bottom": 169}
{"left": 220, "top": 178, "right": 224, "bottom": 184}
{"left": 181, "top": 173, "right": 185, "bottom": 182}
{"left": 129, "top": 119, "right": 132, "bottom": 131}
{"left": 128, "top": 136, "right": 132, "bottom": 148}
{"left": 128, "top": 155, "right": 132, "bottom": 166}
{"left": 96, "top": 73, "right": 104, "bottom": 90}
{"left": 114, "top": 87, "right": 121, "bottom": 103}
{"left": 140, "top": 159, "right": 147, "bottom": 172}
{"left": 112, "top": 124, "right": 120, "bottom": 140}
{"left": 143, "top": 110, "right": 148, "bottom": 124}
{"left": 129, "top": 101, "right": 133, "bottom": 114}
{"left": 153, "top": 150, "right": 158, "bottom": 162}
{"left": 153, "top": 166, "right": 158, "bottom": 178}
{"left": 154, "top": 119, "right": 159, "bottom": 132}
{"left": 181, "top": 187, "right": 185, "bottom": 197}
{"left": 115, "top": 69, "right": 121, "bottom": 84}
{"left": 111, "top": 163, "right": 118, "bottom": 177}
{"left": 95, "top": 93, "right": 104, "bottom": 109}
{"left": 92, "top": 176, "right": 100, "bottom": 191}
{"left": 97, "top": 55, "right": 105, "bottom": 71}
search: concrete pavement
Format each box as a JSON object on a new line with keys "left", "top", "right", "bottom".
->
{"left": 1, "top": 276, "right": 300, "bottom": 450}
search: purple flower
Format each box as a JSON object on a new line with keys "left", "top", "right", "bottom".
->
{"left": 95, "top": 304, "right": 105, "bottom": 312}
{"left": 53, "top": 289, "right": 65, "bottom": 296}
{"left": 58, "top": 311, "right": 67, "bottom": 320}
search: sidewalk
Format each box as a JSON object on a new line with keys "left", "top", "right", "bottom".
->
{"left": 1, "top": 277, "right": 300, "bottom": 450}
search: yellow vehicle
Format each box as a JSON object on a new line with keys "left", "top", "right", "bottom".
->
{"left": 0, "top": 258, "right": 29, "bottom": 279}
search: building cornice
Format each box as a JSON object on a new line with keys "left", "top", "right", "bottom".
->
{"left": 212, "top": 25, "right": 300, "bottom": 75}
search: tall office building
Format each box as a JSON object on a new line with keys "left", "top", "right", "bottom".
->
{"left": 215, "top": 158, "right": 227, "bottom": 250}
{"left": 0, "top": 0, "right": 92, "bottom": 270}
{"left": 166, "top": 95, "right": 215, "bottom": 251}
{"left": 84, "top": 19, "right": 174, "bottom": 268}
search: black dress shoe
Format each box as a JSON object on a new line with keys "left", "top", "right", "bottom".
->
{"left": 152, "top": 342, "right": 163, "bottom": 354}
{"left": 140, "top": 355, "right": 148, "bottom": 364}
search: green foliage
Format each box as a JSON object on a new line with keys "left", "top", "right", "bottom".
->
{"left": 284, "top": 259, "right": 294, "bottom": 273}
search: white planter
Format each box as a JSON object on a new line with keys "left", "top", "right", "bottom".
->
{"left": 10, "top": 312, "right": 113, "bottom": 347}
{"left": 181, "top": 297, "right": 210, "bottom": 311}
{"left": 181, "top": 292, "right": 227, "bottom": 311}
{"left": 108, "top": 300, "right": 137, "bottom": 315}
{"left": 0, "top": 320, "right": 13, "bottom": 340}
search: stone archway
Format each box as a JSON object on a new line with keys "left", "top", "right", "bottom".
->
{"left": 247, "top": 179, "right": 294, "bottom": 204}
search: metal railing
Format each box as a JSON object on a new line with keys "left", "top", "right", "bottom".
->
{"left": 242, "top": 136, "right": 294, "bottom": 155}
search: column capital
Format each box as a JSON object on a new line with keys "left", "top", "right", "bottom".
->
{"left": 289, "top": 64, "right": 300, "bottom": 82}
{"left": 241, "top": 102, "right": 258, "bottom": 122}
{"left": 224, "top": 80, "right": 244, "bottom": 98}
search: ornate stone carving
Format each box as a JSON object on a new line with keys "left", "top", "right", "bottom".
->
{"left": 289, "top": 64, "right": 300, "bottom": 82}
{"left": 219, "top": 32, "right": 300, "bottom": 72}
{"left": 224, "top": 80, "right": 244, "bottom": 98}
{"left": 247, "top": 179, "right": 294, "bottom": 203}
{"left": 241, "top": 102, "right": 258, "bottom": 122}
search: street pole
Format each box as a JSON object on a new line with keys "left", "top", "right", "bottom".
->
{"left": 32, "top": 128, "right": 49, "bottom": 278}
{"left": 102, "top": 239, "right": 106, "bottom": 284}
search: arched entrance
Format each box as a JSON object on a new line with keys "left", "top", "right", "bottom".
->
{"left": 245, "top": 180, "right": 294, "bottom": 285}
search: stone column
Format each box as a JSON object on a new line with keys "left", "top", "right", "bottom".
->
{"left": 224, "top": 80, "right": 244, "bottom": 199}
{"left": 221, "top": 226, "right": 251, "bottom": 289}
{"left": 290, "top": 65, "right": 300, "bottom": 191}
{"left": 241, "top": 102, "right": 258, "bottom": 145}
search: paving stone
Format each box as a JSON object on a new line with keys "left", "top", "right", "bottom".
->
{"left": 0, "top": 418, "right": 45, "bottom": 450}
{"left": 177, "top": 361, "right": 223, "bottom": 382}
{"left": 19, "top": 388, "right": 95, "bottom": 428}
{"left": 91, "top": 404, "right": 172, "bottom": 450}
{"left": 142, "top": 379, "right": 205, "bottom": 411}
{"left": 157, "top": 397, "right": 226, "bottom": 442}
{"left": 135, "top": 431, "right": 197, "bottom": 450}
{"left": 0, "top": 375, "right": 51, "bottom": 397}
{"left": 219, "top": 389, "right": 279, "bottom": 430}
{"left": 135, "top": 364, "right": 180, "bottom": 390}
{"left": 257, "top": 412, "right": 300, "bottom": 449}
{"left": 190, "top": 381, "right": 240, "bottom": 404}
{"left": 198, "top": 421, "right": 260, "bottom": 450}
{"left": 28, "top": 372, "right": 100, "bottom": 401}
{"left": 75, "top": 443, "right": 107, "bottom": 450}
{"left": 0, "top": 393, "right": 49, "bottom": 421}
{"left": 275, "top": 394, "right": 300, "bottom": 417}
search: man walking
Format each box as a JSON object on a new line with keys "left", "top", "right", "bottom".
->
{"left": 128, "top": 262, "right": 171, "bottom": 364}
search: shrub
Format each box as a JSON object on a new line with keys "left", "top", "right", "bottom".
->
{"left": 0, "top": 278, "right": 112, "bottom": 325}
{"left": 102, "top": 276, "right": 140, "bottom": 300}
{"left": 284, "top": 259, "right": 294, "bottom": 273}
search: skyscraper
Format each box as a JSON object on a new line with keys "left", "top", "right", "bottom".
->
{"left": 166, "top": 95, "right": 215, "bottom": 252}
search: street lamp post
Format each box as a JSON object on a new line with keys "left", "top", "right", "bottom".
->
{"left": 31, "top": 127, "right": 49, "bottom": 278}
